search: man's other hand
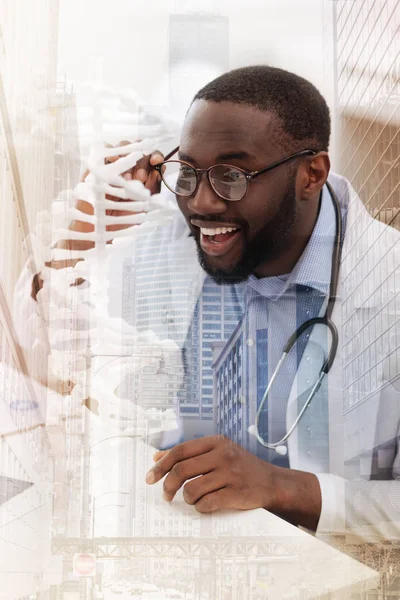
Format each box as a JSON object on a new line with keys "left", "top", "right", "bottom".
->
{"left": 145, "top": 434, "right": 321, "bottom": 531}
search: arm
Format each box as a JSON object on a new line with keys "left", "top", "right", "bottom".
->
{"left": 145, "top": 435, "right": 322, "bottom": 530}
{"left": 317, "top": 373, "right": 400, "bottom": 542}
{"left": 14, "top": 142, "right": 165, "bottom": 384}
{"left": 145, "top": 374, "right": 400, "bottom": 540}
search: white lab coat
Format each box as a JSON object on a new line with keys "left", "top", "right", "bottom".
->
{"left": 13, "top": 171, "right": 400, "bottom": 542}
{"left": 286, "top": 172, "right": 400, "bottom": 541}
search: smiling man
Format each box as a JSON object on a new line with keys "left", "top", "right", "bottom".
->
{"left": 142, "top": 66, "right": 400, "bottom": 539}
{"left": 159, "top": 79, "right": 329, "bottom": 285}
{"left": 19, "top": 65, "right": 400, "bottom": 540}
{"left": 144, "top": 66, "right": 332, "bottom": 530}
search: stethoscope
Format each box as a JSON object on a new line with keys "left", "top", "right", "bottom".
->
{"left": 247, "top": 181, "right": 342, "bottom": 456}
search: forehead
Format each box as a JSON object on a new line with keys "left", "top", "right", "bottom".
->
{"left": 180, "top": 100, "right": 281, "bottom": 165}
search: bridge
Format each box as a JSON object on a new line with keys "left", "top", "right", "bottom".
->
{"left": 52, "top": 536, "right": 302, "bottom": 559}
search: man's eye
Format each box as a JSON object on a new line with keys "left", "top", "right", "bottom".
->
{"left": 224, "top": 169, "right": 242, "bottom": 181}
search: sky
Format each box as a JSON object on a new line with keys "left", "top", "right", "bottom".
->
{"left": 57, "top": 0, "right": 339, "bottom": 163}
{"left": 57, "top": 0, "right": 334, "bottom": 106}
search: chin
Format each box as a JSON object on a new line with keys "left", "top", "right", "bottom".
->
{"left": 197, "top": 250, "right": 252, "bottom": 285}
{"left": 206, "top": 269, "right": 250, "bottom": 285}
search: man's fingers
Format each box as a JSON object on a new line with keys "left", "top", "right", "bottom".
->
{"left": 162, "top": 452, "right": 216, "bottom": 502}
{"left": 106, "top": 140, "right": 139, "bottom": 181}
{"left": 153, "top": 450, "right": 169, "bottom": 462}
{"left": 134, "top": 150, "right": 164, "bottom": 185}
{"left": 133, "top": 154, "right": 150, "bottom": 183}
{"left": 145, "top": 169, "right": 161, "bottom": 194}
{"left": 85, "top": 141, "right": 163, "bottom": 194}
{"left": 148, "top": 152, "right": 164, "bottom": 193}
{"left": 195, "top": 489, "right": 233, "bottom": 514}
{"left": 145, "top": 436, "right": 221, "bottom": 485}
{"left": 150, "top": 151, "right": 164, "bottom": 165}
{"left": 183, "top": 472, "right": 225, "bottom": 506}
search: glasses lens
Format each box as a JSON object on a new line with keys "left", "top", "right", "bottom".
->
{"left": 209, "top": 165, "right": 247, "bottom": 201}
{"left": 161, "top": 161, "right": 197, "bottom": 196}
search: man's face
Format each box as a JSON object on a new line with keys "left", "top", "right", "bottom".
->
{"left": 177, "top": 100, "right": 300, "bottom": 284}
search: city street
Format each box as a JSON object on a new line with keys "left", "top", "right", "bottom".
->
{"left": 102, "top": 587, "right": 187, "bottom": 600}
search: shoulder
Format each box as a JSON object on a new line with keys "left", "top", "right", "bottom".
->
{"left": 330, "top": 171, "right": 399, "bottom": 309}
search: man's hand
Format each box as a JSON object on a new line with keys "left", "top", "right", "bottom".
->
{"left": 145, "top": 435, "right": 322, "bottom": 531}
{"left": 30, "top": 141, "right": 164, "bottom": 300}
{"left": 58, "top": 140, "right": 164, "bottom": 252}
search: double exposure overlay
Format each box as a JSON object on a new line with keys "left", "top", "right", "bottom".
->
{"left": 0, "top": 1, "right": 398, "bottom": 599}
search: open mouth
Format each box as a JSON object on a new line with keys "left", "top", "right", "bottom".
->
{"left": 191, "top": 221, "right": 243, "bottom": 257}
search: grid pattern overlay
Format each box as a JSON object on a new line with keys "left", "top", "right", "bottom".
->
{"left": 335, "top": 0, "right": 399, "bottom": 410}
{"left": 336, "top": 0, "right": 399, "bottom": 227}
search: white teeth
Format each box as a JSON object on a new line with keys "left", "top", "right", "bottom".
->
{"left": 200, "top": 226, "right": 238, "bottom": 236}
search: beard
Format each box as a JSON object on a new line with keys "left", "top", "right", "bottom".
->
{"left": 194, "top": 176, "right": 298, "bottom": 285}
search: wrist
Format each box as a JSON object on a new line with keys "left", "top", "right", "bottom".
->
{"left": 268, "top": 467, "right": 322, "bottom": 531}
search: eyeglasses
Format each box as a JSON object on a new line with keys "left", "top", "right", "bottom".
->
{"left": 153, "top": 146, "right": 317, "bottom": 202}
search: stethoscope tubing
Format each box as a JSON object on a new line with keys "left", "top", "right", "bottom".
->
{"left": 252, "top": 182, "right": 343, "bottom": 453}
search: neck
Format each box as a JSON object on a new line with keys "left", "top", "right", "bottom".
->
{"left": 253, "top": 193, "right": 322, "bottom": 279}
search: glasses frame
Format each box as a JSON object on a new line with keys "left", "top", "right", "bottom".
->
{"left": 153, "top": 146, "right": 317, "bottom": 201}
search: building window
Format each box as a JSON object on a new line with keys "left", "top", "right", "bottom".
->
{"left": 203, "top": 323, "right": 221, "bottom": 331}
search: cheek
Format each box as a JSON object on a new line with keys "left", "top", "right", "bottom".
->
{"left": 176, "top": 196, "right": 188, "bottom": 216}
{"left": 242, "top": 193, "right": 277, "bottom": 235}
{"left": 245, "top": 176, "right": 291, "bottom": 231}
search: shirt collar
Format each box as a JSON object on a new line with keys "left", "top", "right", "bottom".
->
{"left": 246, "top": 183, "right": 336, "bottom": 300}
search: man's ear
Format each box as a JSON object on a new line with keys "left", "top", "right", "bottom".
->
{"left": 298, "top": 152, "right": 330, "bottom": 200}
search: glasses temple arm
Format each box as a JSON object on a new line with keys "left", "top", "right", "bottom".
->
{"left": 163, "top": 146, "right": 180, "bottom": 161}
{"left": 251, "top": 150, "right": 317, "bottom": 179}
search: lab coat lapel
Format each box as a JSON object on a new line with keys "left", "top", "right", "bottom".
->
{"left": 286, "top": 174, "right": 387, "bottom": 474}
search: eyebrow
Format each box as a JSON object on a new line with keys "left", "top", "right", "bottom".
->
{"left": 178, "top": 150, "right": 257, "bottom": 165}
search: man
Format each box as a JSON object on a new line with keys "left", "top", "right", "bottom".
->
{"left": 21, "top": 66, "right": 400, "bottom": 539}
{"left": 142, "top": 67, "right": 400, "bottom": 539}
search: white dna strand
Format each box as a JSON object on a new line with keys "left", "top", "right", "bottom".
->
{"left": 26, "top": 89, "right": 182, "bottom": 435}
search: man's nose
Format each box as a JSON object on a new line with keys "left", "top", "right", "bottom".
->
{"left": 187, "top": 175, "right": 227, "bottom": 216}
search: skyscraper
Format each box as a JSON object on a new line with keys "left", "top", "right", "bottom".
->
{"left": 332, "top": 6, "right": 399, "bottom": 585}
{"left": 333, "top": 0, "right": 399, "bottom": 424}
{"left": 0, "top": 1, "right": 60, "bottom": 597}
{"left": 181, "top": 279, "right": 243, "bottom": 440}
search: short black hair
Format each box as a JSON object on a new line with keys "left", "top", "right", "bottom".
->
{"left": 192, "top": 65, "right": 330, "bottom": 152}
